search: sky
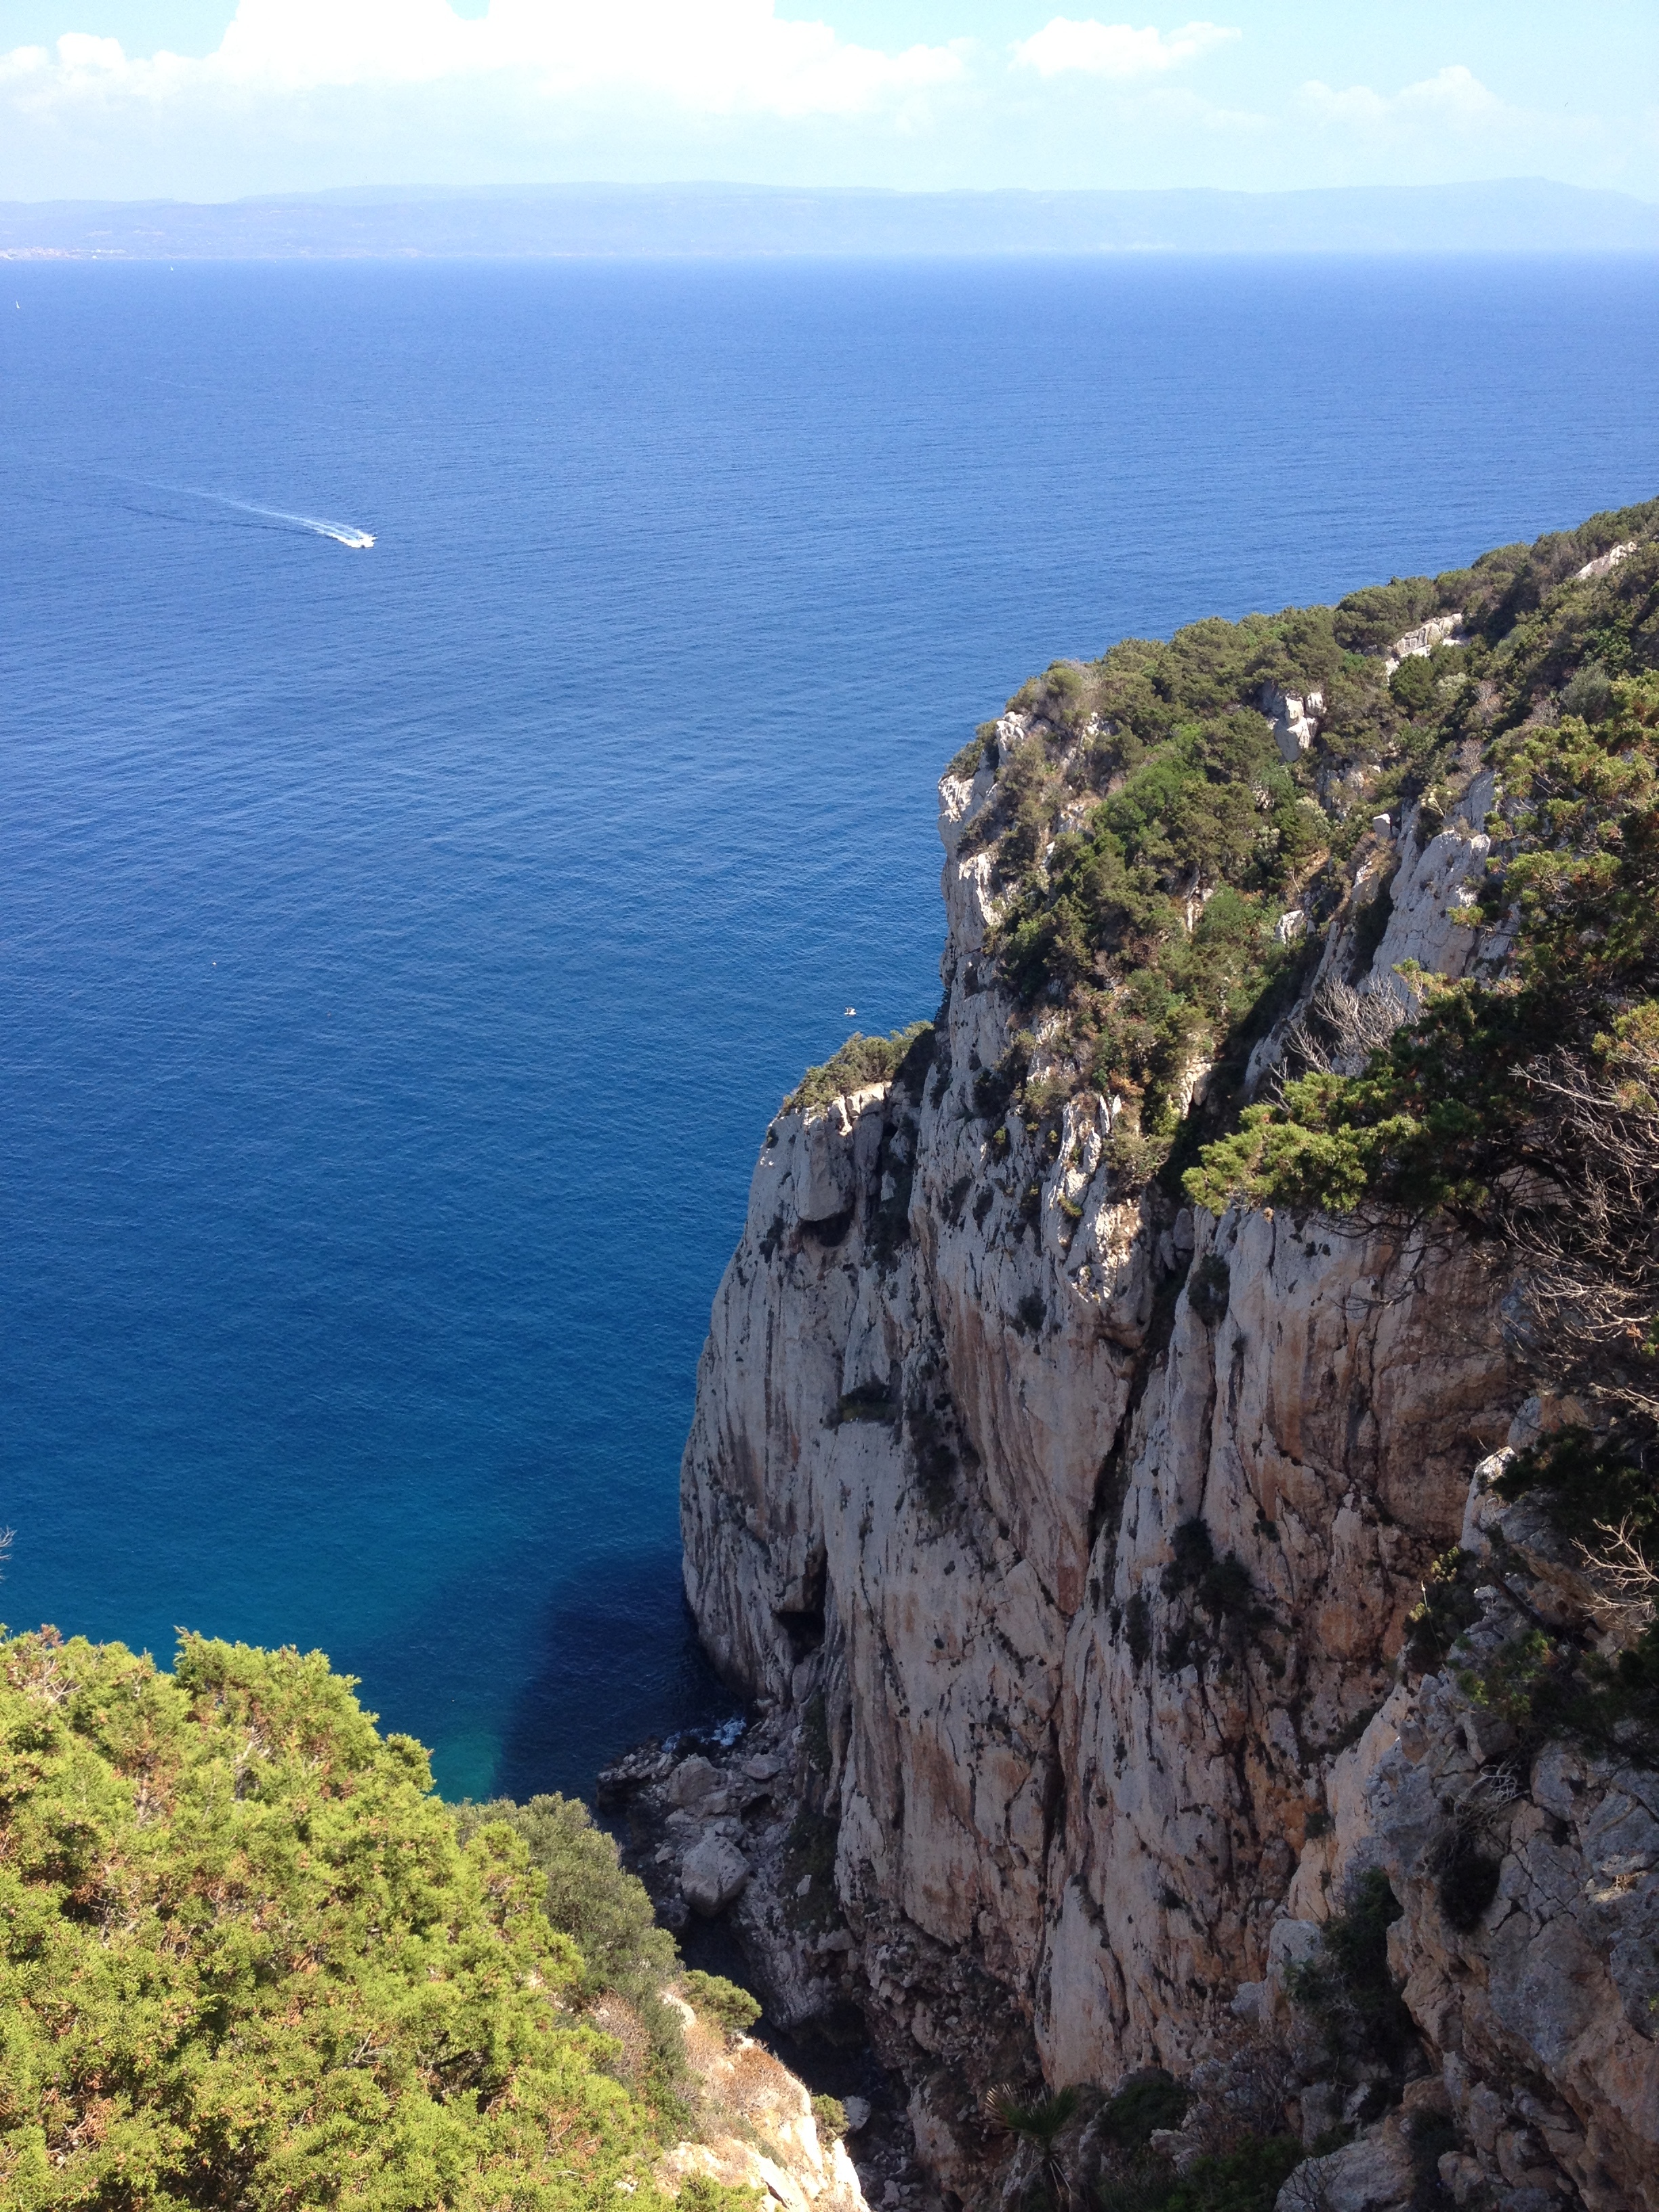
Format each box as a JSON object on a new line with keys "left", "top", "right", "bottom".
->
{"left": 0, "top": 2, "right": 1655, "bottom": 205}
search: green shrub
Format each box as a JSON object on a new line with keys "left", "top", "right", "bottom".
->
{"left": 1494, "top": 1426, "right": 1659, "bottom": 1553}
{"left": 1100, "top": 2072, "right": 1189, "bottom": 2148}
{"left": 1332, "top": 575, "right": 1441, "bottom": 654}
{"left": 1187, "top": 1253, "right": 1229, "bottom": 1326}
{"left": 947, "top": 723, "right": 998, "bottom": 779}
{"left": 678, "top": 2174, "right": 764, "bottom": 2212}
{"left": 1160, "top": 1518, "right": 1270, "bottom": 1672}
{"left": 1456, "top": 1611, "right": 1659, "bottom": 1767}
{"left": 985, "top": 2083, "right": 1080, "bottom": 2205}
{"left": 1387, "top": 655, "right": 1439, "bottom": 718}
{"left": 1094, "top": 2133, "right": 1305, "bottom": 2212}
{"left": 1403, "top": 1549, "right": 1481, "bottom": 1676}
{"left": 836, "top": 1384, "right": 898, "bottom": 1425}
{"left": 1561, "top": 662, "right": 1614, "bottom": 722}
{"left": 785, "top": 1024, "right": 932, "bottom": 1115}
{"left": 1437, "top": 1835, "right": 1503, "bottom": 1932}
{"left": 967, "top": 501, "right": 1659, "bottom": 1212}
{"left": 812, "top": 2093, "right": 850, "bottom": 2144}
{"left": 974, "top": 1054, "right": 1022, "bottom": 1125}
{"left": 456, "top": 1790, "right": 678, "bottom": 2005}
{"left": 0, "top": 1629, "right": 678, "bottom": 2210}
{"left": 1094, "top": 2164, "right": 1177, "bottom": 2212}
{"left": 1162, "top": 2135, "right": 1304, "bottom": 2212}
{"left": 979, "top": 605, "right": 1351, "bottom": 1166}
{"left": 907, "top": 1396, "right": 961, "bottom": 1517}
{"left": 1285, "top": 1868, "right": 1415, "bottom": 2074}
{"left": 1187, "top": 664, "right": 1659, "bottom": 1231}
{"left": 680, "top": 1971, "right": 762, "bottom": 2040}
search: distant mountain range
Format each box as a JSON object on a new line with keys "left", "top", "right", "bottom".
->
{"left": 3, "top": 178, "right": 1656, "bottom": 260}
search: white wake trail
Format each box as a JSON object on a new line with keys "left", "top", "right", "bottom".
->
{"left": 178, "top": 487, "right": 375, "bottom": 548}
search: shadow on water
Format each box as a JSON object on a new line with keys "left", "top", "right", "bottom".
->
{"left": 492, "top": 1550, "right": 740, "bottom": 1804}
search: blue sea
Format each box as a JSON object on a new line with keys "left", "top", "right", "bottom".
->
{"left": 3, "top": 253, "right": 1656, "bottom": 1800}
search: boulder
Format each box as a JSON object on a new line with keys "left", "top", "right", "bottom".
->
{"left": 666, "top": 1755, "right": 722, "bottom": 1808}
{"left": 682, "top": 1835, "right": 751, "bottom": 1917}
{"left": 1274, "top": 2124, "right": 1415, "bottom": 2211}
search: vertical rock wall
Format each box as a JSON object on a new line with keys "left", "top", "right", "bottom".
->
{"left": 679, "top": 726, "right": 1525, "bottom": 2177}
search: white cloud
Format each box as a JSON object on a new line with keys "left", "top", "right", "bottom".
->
{"left": 1012, "top": 18, "right": 1238, "bottom": 82}
{"left": 0, "top": 1, "right": 966, "bottom": 122}
{"left": 1299, "top": 64, "right": 1505, "bottom": 131}
{"left": 55, "top": 33, "right": 126, "bottom": 73}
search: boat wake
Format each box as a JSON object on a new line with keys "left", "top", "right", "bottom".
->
{"left": 176, "top": 487, "right": 375, "bottom": 548}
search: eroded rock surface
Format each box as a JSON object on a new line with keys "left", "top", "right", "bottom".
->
{"left": 661, "top": 1990, "right": 872, "bottom": 2212}
{"left": 674, "top": 680, "right": 1655, "bottom": 2209}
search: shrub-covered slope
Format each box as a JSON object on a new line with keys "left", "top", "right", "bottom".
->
{"left": 932, "top": 497, "right": 1659, "bottom": 1729}
{"left": 0, "top": 1630, "right": 766, "bottom": 2212}
{"left": 943, "top": 496, "right": 1658, "bottom": 1191}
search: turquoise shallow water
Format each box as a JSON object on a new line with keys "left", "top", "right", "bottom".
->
{"left": 2, "top": 253, "right": 1656, "bottom": 1799}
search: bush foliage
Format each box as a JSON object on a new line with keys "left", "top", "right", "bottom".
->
{"left": 1184, "top": 665, "right": 1659, "bottom": 1227}
{"left": 784, "top": 1023, "right": 933, "bottom": 1115}
{"left": 937, "top": 499, "right": 1656, "bottom": 1206}
{"left": 679, "top": 1971, "right": 762, "bottom": 2041}
{"left": 0, "top": 1630, "right": 709, "bottom": 2211}
{"left": 1284, "top": 1868, "right": 1415, "bottom": 2076}
{"left": 454, "top": 1792, "right": 689, "bottom": 2113}
{"left": 1170, "top": 519, "right": 1659, "bottom": 1677}
{"left": 933, "top": 498, "right": 1655, "bottom": 1200}
{"left": 454, "top": 1792, "right": 676, "bottom": 2008}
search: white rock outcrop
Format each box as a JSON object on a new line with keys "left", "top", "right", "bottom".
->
{"left": 662, "top": 2003, "right": 870, "bottom": 2212}
{"left": 1383, "top": 613, "right": 1465, "bottom": 676}
{"left": 682, "top": 1833, "right": 752, "bottom": 1915}
{"left": 1574, "top": 539, "right": 1636, "bottom": 583}
{"left": 1262, "top": 683, "right": 1324, "bottom": 763}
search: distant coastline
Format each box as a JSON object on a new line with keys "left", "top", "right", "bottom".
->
{"left": 3, "top": 176, "right": 1658, "bottom": 261}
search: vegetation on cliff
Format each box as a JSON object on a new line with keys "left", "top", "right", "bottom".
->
{"left": 1171, "top": 523, "right": 1659, "bottom": 1732}
{"left": 937, "top": 500, "right": 1659, "bottom": 1731}
{"left": 1184, "top": 665, "right": 1659, "bottom": 1231}
{"left": 454, "top": 1791, "right": 690, "bottom": 2119}
{"left": 951, "top": 500, "right": 1655, "bottom": 1191}
{"left": 0, "top": 1629, "right": 756, "bottom": 2211}
{"left": 784, "top": 1023, "right": 933, "bottom": 1115}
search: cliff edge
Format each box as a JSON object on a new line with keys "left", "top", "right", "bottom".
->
{"left": 667, "top": 506, "right": 1659, "bottom": 2212}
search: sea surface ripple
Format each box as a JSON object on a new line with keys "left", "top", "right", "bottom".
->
{"left": 2, "top": 255, "right": 1656, "bottom": 1796}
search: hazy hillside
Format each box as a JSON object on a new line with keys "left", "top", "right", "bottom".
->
{"left": 3, "top": 178, "right": 1657, "bottom": 260}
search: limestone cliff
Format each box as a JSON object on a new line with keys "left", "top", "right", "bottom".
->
{"left": 665, "top": 509, "right": 1659, "bottom": 2212}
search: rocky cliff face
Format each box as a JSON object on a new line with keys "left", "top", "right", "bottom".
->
{"left": 669, "top": 523, "right": 1659, "bottom": 2212}
{"left": 661, "top": 1990, "right": 871, "bottom": 2212}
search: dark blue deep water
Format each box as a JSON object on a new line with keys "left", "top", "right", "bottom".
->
{"left": 3, "top": 254, "right": 1657, "bottom": 1798}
